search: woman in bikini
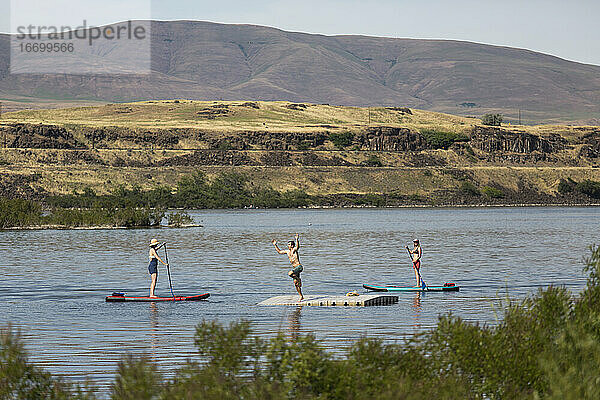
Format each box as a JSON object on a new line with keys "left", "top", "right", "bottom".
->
{"left": 148, "top": 238, "right": 168, "bottom": 298}
{"left": 407, "top": 238, "right": 423, "bottom": 288}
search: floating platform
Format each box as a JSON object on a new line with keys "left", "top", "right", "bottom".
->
{"left": 258, "top": 294, "right": 398, "bottom": 307}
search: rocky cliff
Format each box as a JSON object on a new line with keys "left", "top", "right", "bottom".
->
{"left": 470, "top": 126, "right": 568, "bottom": 153}
{"left": 0, "top": 123, "right": 594, "bottom": 163}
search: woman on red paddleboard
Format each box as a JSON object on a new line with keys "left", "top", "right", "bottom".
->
{"left": 406, "top": 238, "right": 423, "bottom": 288}
{"left": 148, "top": 238, "right": 168, "bottom": 298}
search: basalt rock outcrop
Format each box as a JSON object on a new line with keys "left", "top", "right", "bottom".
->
{"left": 355, "top": 127, "right": 427, "bottom": 151}
{"left": 206, "top": 126, "right": 429, "bottom": 152}
{"left": 206, "top": 131, "right": 329, "bottom": 151}
{"left": 2, "top": 122, "right": 596, "bottom": 168}
{"left": 578, "top": 130, "right": 600, "bottom": 158}
{"left": 3, "top": 123, "right": 80, "bottom": 149}
{"left": 82, "top": 126, "right": 181, "bottom": 148}
{"left": 470, "top": 127, "right": 567, "bottom": 154}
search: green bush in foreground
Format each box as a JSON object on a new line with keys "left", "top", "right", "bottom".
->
{"left": 3, "top": 246, "right": 600, "bottom": 399}
{"left": 0, "top": 325, "right": 95, "bottom": 399}
{"left": 362, "top": 155, "right": 383, "bottom": 167}
{"left": 557, "top": 178, "right": 576, "bottom": 194}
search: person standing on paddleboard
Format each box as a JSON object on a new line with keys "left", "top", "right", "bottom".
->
{"left": 272, "top": 233, "right": 304, "bottom": 301}
{"left": 148, "top": 238, "right": 168, "bottom": 298}
{"left": 406, "top": 239, "right": 423, "bottom": 288}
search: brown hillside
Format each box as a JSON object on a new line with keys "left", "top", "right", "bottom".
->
{"left": 1, "top": 21, "right": 600, "bottom": 124}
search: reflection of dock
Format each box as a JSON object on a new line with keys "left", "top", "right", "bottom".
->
{"left": 259, "top": 294, "right": 398, "bottom": 307}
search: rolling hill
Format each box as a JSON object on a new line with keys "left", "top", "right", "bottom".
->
{"left": 1, "top": 20, "right": 600, "bottom": 124}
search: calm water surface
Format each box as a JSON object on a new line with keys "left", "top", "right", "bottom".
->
{"left": 1, "top": 207, "right": 598, "bottom": 392}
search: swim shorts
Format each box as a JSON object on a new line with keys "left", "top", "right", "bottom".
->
{"left": 290, "top": 264, "right": 303, "bottom": 277}
{"left": 148, "top": 259, "right": 158, "bottom": 275}
{"left": 413, "top": 260, "right": 421, "bottom": 270}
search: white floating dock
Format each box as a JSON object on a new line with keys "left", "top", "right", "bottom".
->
{"left": 258, "top": 294, "right": 398, "bottom": 307}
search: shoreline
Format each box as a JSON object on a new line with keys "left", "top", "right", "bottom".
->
{"left": 3, "top": 203, "right": 599, "bottom": 231}
{"left": 2, "top": 223, "right": 203, "bottom": 231}
{"left": 304, "top": 202, "right": 600, "bottom": 209}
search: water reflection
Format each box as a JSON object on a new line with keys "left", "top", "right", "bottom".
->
{"left": 288, "top": 306, "right": 302, "bottom": 340}
{"left": 149, "top": 303, "right": 159, "bottom": 359}
{"left": 411, "top": 293, "right": 422, "bottom": 331}
{"left": 412, "top": 293, "right": 422, "bottom": 312}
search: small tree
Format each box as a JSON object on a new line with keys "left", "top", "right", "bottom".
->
{"left": 329, "top": 131, "right": 354, "bottom": 149}
{"left": 482, "top": 114, "right": 503, "bottom": 126}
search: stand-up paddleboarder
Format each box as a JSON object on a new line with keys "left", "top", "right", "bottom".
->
{"left": 148, "top": 238, "right": 168, "bottom": 298}
{"left": 406, "top": 238, "right": 424, "bottom": 288}
{"left": 272, "top": 233, "right": 304, "bottom": 301}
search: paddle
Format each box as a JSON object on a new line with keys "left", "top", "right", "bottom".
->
{"left": 406, "top": 246, "right": 427, "bottom": 289}
{"left": 163, "top": 243, "right": 176, "bottom": 299}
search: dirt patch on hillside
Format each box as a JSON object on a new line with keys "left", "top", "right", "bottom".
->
{"left": 260, "top": 152, "right": 293, "bottom": 166}
{"left": 0, "top": 173, "right": 46, "bottom": 200}
{"left": 406, "top": 152, "right": 448, "bottom": 167}
{"left": 299, "top": 152, "right": 354, "bottom": 166}
{"left": 157, "top": 150, "right": 253, "bottom": 166}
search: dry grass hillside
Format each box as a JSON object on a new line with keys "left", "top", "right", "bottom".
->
{"left": 1, "top": 100, "right": 600, "bottom": 206}
{"left": 3, "top": 100, "right": 473, "bottom": 132}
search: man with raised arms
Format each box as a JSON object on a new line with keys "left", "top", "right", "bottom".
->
{"left": 272, "top": 233, "right": 304, "bottom": 301}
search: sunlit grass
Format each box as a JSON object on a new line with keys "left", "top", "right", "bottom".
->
{"left": 2, "top": 100, "right": 483, "bottom": 134}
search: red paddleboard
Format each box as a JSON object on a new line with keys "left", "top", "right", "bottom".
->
{"left": 106, "top": 293, "right": 210, "bottom": 302}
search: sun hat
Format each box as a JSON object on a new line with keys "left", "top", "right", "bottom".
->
{"left": 149, "top": 238, "right": 160, "bottom": 247}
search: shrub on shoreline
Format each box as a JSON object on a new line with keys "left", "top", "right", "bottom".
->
{"left": 460, "top": 181, "right": 481, "bottom": 196}
{"left": 481, "top": 186, "right": 504, "bottom": 199}
{"left": 0, "top": 198, "right": 164, "bottom": 229}
{"left": 48, "top": 172, "right": 313, "bottom": 210}
{"left": 0, "top": 198, "right": 44, "bottom": 229}
{"left": 557, "top": 178, "right": 600, "bottom": 199}
{"left": 576, "top": 179, "right": 600, "bottom": 199}
{"left": 167, "top": 211, "right": 193, "bottom": 227}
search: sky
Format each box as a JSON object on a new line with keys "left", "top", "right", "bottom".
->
{"left": 3, "top": 0, "right": 599, "bottom": 66}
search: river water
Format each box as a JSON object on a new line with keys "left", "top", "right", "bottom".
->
{"left": 0, "top": 207, "right": 597, "bottom": 392}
